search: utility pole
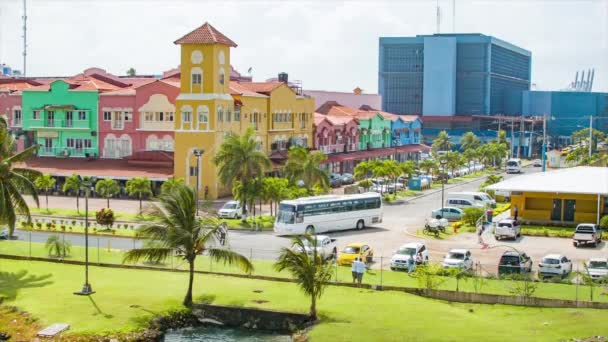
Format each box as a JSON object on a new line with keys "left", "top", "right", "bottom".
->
{"left": 22, "top": 0, "right": 27, "bottom": 77}
{"left": 542, "top": 116, "right": 547, "bottom": 172}
{"left": 436, "top": 0, "right": 441, "bottom": 33}
{"left": 510, "top": 118, "right": 515, "bottom": 159}
{"left": 497, "top": 117, "right": 501, "bottom": 141}
{"left": 589, "top": 115, "right": 593, "bottom": 159}
{"left": 452, "top": 0, "right": 456, "bottom": 33}
{"left": 517, "top": 117, "right": 524, "bottom": 159}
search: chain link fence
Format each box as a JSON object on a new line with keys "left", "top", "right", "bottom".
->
{"left": 2, "top": 233, "right": 608, "bottom": 304}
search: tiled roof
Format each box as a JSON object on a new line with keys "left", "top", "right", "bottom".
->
{"left": 325, "top": 115, "right": 358, "bottom": 125}
{"left": 100, "top": 87, "right": 136, "bottom": 96}
{"left": 314, "top": 113, "right": 327, "bottom": 125}
{"left": 174, "top": 22, "right": 237, "bottom": 47}
{"left": 159, "top": 79, "right": 181, "bottom": 88}
{"left": 0, "top": 81, "right": 39, "bottom": 92}
{"left": 229, "top": 81, "right": 268, "bottom": 97}
{"left": 237, "top": 81, "right": 284, "bottom": 94}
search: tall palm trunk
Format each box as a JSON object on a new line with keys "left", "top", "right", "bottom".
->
{"left": 45, "top": 191, "right": 49, "bottom": 211}
{"left": 139, "top": 194, "right": 143, "bottom": 213}
{"left": 310, "top": 295, "right": 317, "bottom": 320}
{"left": 107, "top": 197, "right": 110, "bottom": 208}
{"left": 76, "top": 194, "right": 80, "bottom": 213}
{"left": 184, "top": 259, "right": 195, "bottom": 307}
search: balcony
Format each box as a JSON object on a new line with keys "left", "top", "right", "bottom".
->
{"left": 38, "top": 147, "right": 97, "bottom": 158}
{"left": 28, "top": 118, "right": 90, "bottom": 130}
{"left": 319, "top": 144, "right": 345, "bottom": 154}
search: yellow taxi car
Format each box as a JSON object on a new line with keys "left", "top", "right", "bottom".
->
{"left": 337, "top": 243, "right": 374, "bottom": 266}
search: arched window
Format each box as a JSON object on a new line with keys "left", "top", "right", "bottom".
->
{"left": 119, "top": 134, "right": 132, "bottom": 157}
{"left": 181, "top": 105, "right": 193, "bottom": 125}
{"left": 191, "top": 67, "right": 202, "bottom": 91}
{"left": 218, "top": 50, "right": 225, "bottom": 65}
{"left": 219, "top": 67, "right": 225, "bottom": 86}
{"left": 191, "top": 50, "right": 203, "bottom": 64}
{"left": 217, "top": 106, "right": 223, "bottom": 123}
{"left": 161, "top": 135, "right": 174, "bottom": 151}
{"left": 197, "top": 105, "right": 209, "bottom": 130}
{"left": 104, "top": 134, "right": 117, "bottom": 158}
{"left": 146, "top": 134, "right": 159, "bottom": 151}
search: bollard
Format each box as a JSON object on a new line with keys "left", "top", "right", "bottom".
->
{"left": 380, "top": 255, "right": 383, "bottom": 288}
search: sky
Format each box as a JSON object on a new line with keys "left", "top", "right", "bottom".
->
{"left": 0, "top": 0, "right": 606, "bottom": 93}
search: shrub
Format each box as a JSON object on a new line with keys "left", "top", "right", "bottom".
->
{"left": 358, "top": 179, "right": 373, "bottom": 189}
{"left": 599, "top": 215, "right": 608, "bottom": 230}
{"left": 36, "top": 222, "right": 42, "bottom": 229}
{"left": 462, "top": 207, "right": 485, "bottom": 226}
{"left": 46, "top": 222, "right": 52, "bottom": 230}
{"left": 123, "top": 224, "right": 129, "bottom": 229}
{"left": 95, "top": 208, "right": 116, "bottom": 228}
{"left": 60, "top": 225, "right": 66, "bottom": 232}
{"left": 71, "top": 220, "right": 76, "bottom": 226}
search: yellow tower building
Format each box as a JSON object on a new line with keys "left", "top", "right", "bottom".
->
{"left": 173, "top": 22, "right": 238, "bottom": 199}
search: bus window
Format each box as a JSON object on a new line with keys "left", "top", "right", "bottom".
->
{"left": 277, "top": 204, "right": 296, "bottom": 224}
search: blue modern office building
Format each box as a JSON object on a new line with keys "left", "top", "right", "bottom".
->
{"left": 378, "top": 33, "right": 532, "bottom": 116}
{"left": 506, "top": 90, "right": 608, "bottom": 145}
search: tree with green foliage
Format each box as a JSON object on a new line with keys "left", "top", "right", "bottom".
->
{"left": 160, "top": 177, "right": 185, "bottom": 195}
{"left": 460, "top": 132, "right": 480, "bottom": 151}
{"left": 284, "top": 146, "right": 329, "bottom": 192}
{"left": 95, "top": 178, "right": 120, "bottom": 208}
{"left": 399, "top": 160, "right": 417, "bottom": 180}
{"left": 444, "top": 151, "right": 462, "bottom": 177}
{"left": 34, "top": 174, "right": 56, "bottom": 212}
{"left": 274, "top": 234, "right": 333, "bottom": 320}
{"left": 572, "top": 128, "right": 605, "bottom": 149}
{"left": 481, "top": 174, "right": 503, "bottom": 190}
{"left": 126, "top": 67, "right": 136, "bottom": 77}
{"left": 126, "top": 177, "right": 152, "bottom": 214}
{"left": 462, "top": 148, "right": 478, "bottom": 173}
{"left": 262, "top": 177, "right": 289, "bottom": 216}
{"left": 462, "top": 207, "right": 485, "bottom": 226}
{"left": 354, "top": 161, "right": 373, "bottom": 183}
{"left": 45, "top": 234, "right": 71, "bottom": 258}
{"left": 432, "top": 130, "right": 452, "bottom": 152}
{"left": 418, "top": 158, "right": 438, "bottom": 177}
{"left": 95, "top": 208, "right": 116, "bottom": 230}
{"left": 213, "top": 128, "right": 271, "bottom": 218}
{"left": 62, "top": 174, "right": 83, "bottom": 213}
{"left": 0, "top": 127, "right": 40, "bottom": 236}
{"left": 123, "top": 184, "right": 253, "bottom": 307}
{"left": 413, "top": 263, "right": 446, "bottom": 291}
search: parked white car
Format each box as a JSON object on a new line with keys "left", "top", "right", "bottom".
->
{"left": 573, "top": 223, "right": 603, "bottom": 247}
{"left": 495, "top": 219, "right": 521, "bottom": 240}
{"left": 447, "top": 192, "right": 495, "bottom": 208}
{"left": 218, "top": 201, "right": 244, "bottom": 219}
{"left": 297, "top": 235, "right": 338, "bottom": 260}
{"left": 390, "top": 242, "right": 429, "bottom": 270}
{"left": 586, "top": 258, "right": 608, "bottom": 281}
{"left": 538, "top": 254, "right": 572, "bottom": 278}
{"left": 442, "top": 249, "right": 473, "bottom": 271}
{"left": 446, "top": 198, "right": 484, "bottom": 209}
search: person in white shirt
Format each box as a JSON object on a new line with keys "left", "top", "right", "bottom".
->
{"left": 353, "top": 258, "right": 366, "bottom": 287}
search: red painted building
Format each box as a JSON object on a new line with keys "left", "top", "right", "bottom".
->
{"left": 99, "top": 79, "right": 179, "bottom": 159}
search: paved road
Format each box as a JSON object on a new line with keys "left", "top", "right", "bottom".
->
{"left": 12, "top": 166, "right": 608, "bottom": 271}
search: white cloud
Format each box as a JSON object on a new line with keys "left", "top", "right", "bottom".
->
{"left": 0, "top": 0, "right": 606, "bottom": 92}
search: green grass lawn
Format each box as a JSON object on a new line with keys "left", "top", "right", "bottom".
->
{"left": 1, "top": 259, "right": 607, "bottom": 341}
{"left": 30, "top": 207, "right": 155, "bottom": 222}
{"left": 219, "top": 215, "right": 275, "bottom": 231}
{"left": 1, "top": 240, "right": 605, "bottom": 304}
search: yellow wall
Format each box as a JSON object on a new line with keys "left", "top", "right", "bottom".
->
{"left": 173, "top": 36, "right": 314, "bottom": 199}
{"left": 511, "top": 191, "right": 604, "bottom": 224}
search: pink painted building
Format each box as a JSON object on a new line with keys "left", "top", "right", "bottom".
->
{"left": 99, "top": 79, "right": 179, "bottom": 159}
{"left": 314, "top": 113, "right": 359, "bottom": 173}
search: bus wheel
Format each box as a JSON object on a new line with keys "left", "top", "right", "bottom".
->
{"left": 356, "top": 220, "right": 365, "bottom": 230}
{"left": 305, "top": 226, "right": 315, "bottom": 235}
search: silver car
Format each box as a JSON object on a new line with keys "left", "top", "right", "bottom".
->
{"left": 0, "top": 228, "right": 9, "bottom": 240}
{"left": 431, "top": 207, "right": 463, "bottom": 220}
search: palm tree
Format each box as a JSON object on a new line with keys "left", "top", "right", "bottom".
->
{"left": 262, "top": 177, "right": 289, "bottom": 216}
{"left": 460, "top": 132, "right": 480, "bottom": 151}
{"left": 62, "top": 174, "right": 83, "bottom": 213}
{"left": 274, "top": 234, "right": 333, "bottom": 320}
{"left": 354, "top": 161, "right": 373, "bottom": 182}
{"left": 399, "top": 160, "right": 416, "bottom": 180}
{"left": 126, "top": 177, "right": 153, "bottom": 214}
{"left": 160, "top": 177, "right": 185, "bottom": 195}
{"left": 45, "top": 234, "right": 71, "bottom": 258}
{"left": 462, "top": 148, "right": 478, "bottom": 173}
{"left": 419, "top": 159, "right": 438, "bottom": 177}
{"left": 0, "top": 128, "right": 40, "bottom": 236}
{"left": 123, "top": 184, "right": 253, "bottom": 306}
{"left": 432, "top": 131, "right": 452, "bottom": 152}
{"left": 214, "top": 128, "right": 271, "bottom": 217}
{"left": 95, "top": 178, "right": 120, "bottom": 208}
{"left": 284, "top": 146, "right": 329, "bottom": 192}
{"left": 34, "top": 174, "right": 56, "bottom": 212}
{"left": 481, "top": 174, "right": 503, "bottom": 189}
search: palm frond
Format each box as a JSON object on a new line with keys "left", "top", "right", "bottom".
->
{"left": 122, "top": 247, "right": 173, "bottom": 264}
{"left": 207, "top": 248, "right": 254, "bottom": 273}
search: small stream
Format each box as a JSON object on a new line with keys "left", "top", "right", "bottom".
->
{"left": 163, "top": 326, "right": 292, "bottom": 341}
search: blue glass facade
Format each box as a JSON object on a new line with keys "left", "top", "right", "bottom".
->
{"left": 379, "top": 34, "right": 531, "bottom": 116}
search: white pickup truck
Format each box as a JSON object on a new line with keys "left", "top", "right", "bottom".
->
{"left": 297, "top": 235, "right": 338, "bottom": 260}
{"left": 573, "top": 223, "right": 603, "bottom": 247}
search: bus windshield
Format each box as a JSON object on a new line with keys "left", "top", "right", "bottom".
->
{"left": 277, "top": 204, "right": 296, "bottom": 224}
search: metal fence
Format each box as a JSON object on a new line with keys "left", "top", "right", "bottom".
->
{"left": 3, "top": 234, "right": 607, "bottom": 304}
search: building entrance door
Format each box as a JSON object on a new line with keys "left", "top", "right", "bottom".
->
{"left": 551, "top": 199, "right": 562, "bottom": 221}
{"left": 563, "top": 199, "right": 576, "bottom": 222}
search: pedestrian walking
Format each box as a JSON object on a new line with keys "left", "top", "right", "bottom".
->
{"left": 407, "top": 254, "right": 415, "bottom": 274}
{"left": 351, "top": 258, "right": 358, "bottom": 284}
{"left": 219, "top": 224, "right": 227, "bottom": 246}
{"left": 353, "top": 257, "right": 366, "bottom": 287}
{"left": 477, "top": 224, "right": 485, "bottom": 245}
{"left": 513, "top": 205, "right": 519, "bottom": 222}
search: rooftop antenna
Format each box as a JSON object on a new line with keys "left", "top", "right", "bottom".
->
{"left": 589, "top": 68, "right": 595, "bottom": 91}
{"left": 22, "top": 0, "right": 27, "bottom": 78}
{"left": 436, "top": 0, "right": 441, "bottom": 33}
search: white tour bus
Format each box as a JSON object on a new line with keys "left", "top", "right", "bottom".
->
{"left": 506, "top": 158, "right": 522, "bottom": 174}
{"left": 274, "top": 192, "right": 383, "bottom": 235}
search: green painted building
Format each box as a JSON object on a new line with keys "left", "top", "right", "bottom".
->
{"left": 358, "top": 112, "right": 391, "bottom": 150}
{"left": 22, "top": 81, "right": 99, "bottom": 158}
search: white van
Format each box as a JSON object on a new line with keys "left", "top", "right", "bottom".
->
{"left": 447, "top": 193, "right": 492, "bottom": 208}
{"left": 506, "top": 158, "right": 522, "bottom": 174}
{"left": 446, "top": 198, "right": 485, "bottom": 209}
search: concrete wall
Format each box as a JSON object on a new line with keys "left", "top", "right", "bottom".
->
{"left": 422, "top": 37, "right": 457, "bottom": 116}
{"left": 192, "top": 304, "right": 311, "bottom": 332}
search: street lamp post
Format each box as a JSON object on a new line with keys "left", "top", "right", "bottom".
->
{"left": 440, "top": 158, "right": 447, "bottom": 218}
{"left": 193, "top": 148, "right": 204, "bottom": 216}
{"left": 74, "top": 176, "right": 96, "bottom": 295}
